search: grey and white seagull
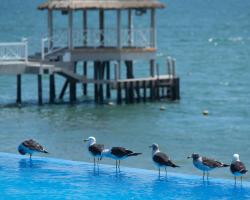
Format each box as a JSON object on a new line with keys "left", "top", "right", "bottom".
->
{"left": 230, "top": 154, "right": 248, "bottom": 184}
{"left": 187, "top": 153, "right": 229, "bottom": 179}
{"left": 18, "top": 139, "right": 48, "bottom": 159}
{"left": 149, "top": 143, "right": 179, "bottom": 176}
{"left": 102, "top": 146, "right": 141, "bottom": 171}
{"left": 84, "top": 136, "right": 104, "bottom": 166}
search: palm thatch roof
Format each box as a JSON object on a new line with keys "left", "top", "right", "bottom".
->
{"left": 38, "top": 0, "right": 165, "bottom": 10}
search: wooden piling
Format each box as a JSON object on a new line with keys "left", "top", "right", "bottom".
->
{"left": 136, "top": 81, "right": 140, "bottom": 103}
{"left": 16, "top": 74, "right": 22, "bottom": 104}
{"left": 49, "top": 74, "right": 56, "bottom": 103}
{"left": 117, "top": 82, "right": 122, "bottom": 104}
{"left": 143, "top": 80, "right": 146, "bottom": 102}
{"left": 83, "top": 61, "right": 87, "bottom": 95}
{"left": 69, "top": 79, "right": 76, "bottom": 103}
{"left": 94, "top": 62, "right": 98, "bottom": 103}
{"left": 37, "top": 74, "right": 43, "bottom": 105}
{"left": 124, "top": 82, "right": 129, "bottom": 104}
{"left": 172, "top": 77, "right": 180, "bottom": 100}
{"left": 106, "top": 61, "right": 111, "bottom": 99}
{"left": 129, "top": 81, "right": 134, "bottom": 103}
{"left": 99, "top": 62, "right": 104, "bottom": 104}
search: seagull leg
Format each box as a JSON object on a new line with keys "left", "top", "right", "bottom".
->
{"left": 29, "top": 154, "right": 31, "bottom": 160}
{"left": 203, "top": 171, "right": 205, "bottom": 180}
{"left": 241, "top": 176, "right": 243, "bottom": 185}
{"left": 118, "top": 160, "right": 121, "bottom": 172}
{"left": 165, "top": 167, "right": 168, "bottom": 178}
{"left": 94, "top": 158, "right": 96, "bottom": 167}
{"left": 116, "top": 160, "right": 117, "bottom": 171}
{"left": 234, "top": 176, "right": 236, "bottom": 185}
{"left": 207, "top": 172, "right": 209, "bottom": 180}
{"left": 158, "top": 168, "right": 160, "bottom": 177}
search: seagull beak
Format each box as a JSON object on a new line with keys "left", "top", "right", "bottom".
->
{"left": 83, "top": 139, "right": 88, "bottom": 142}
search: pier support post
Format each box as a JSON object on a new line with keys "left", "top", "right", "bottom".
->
{"left": 171, "top": 77, "right": 180, "bottom": 100}
{"left": 16, "top": 74, "right": 22, "bottom": 104}
{"left": 37, "top": 74, "right": 43, "bottom": 105}
{"left": 69, "top": 79, "right": 76, "bottom": 103}
{"left": 117, "top": 82, "right": 122, "bottom": 104}
{"left": 94, "top": 62, "right": 98, "bottom": 103}
{"left": 83, "top": 61, "right": 88, "bottom": 95}
{"left": 49, "top": 74, "right": 56, "bottom": 103}
{"left": 106, "top": 61, "right": 111, "bottom": 99}
{"left": 143, "top": 81, "right": 147, "bottom": 102}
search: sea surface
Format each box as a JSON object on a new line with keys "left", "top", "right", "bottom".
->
{"left": 0, "top": 0, "right": 250, "bottom": 180}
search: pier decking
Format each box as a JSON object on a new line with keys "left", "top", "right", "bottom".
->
{"left": 0, "top": 0, "right": 180, "bottom": 105}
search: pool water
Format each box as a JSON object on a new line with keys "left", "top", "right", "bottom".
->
{"left": 0, "top": 153, "right": 249, "bottom": 199}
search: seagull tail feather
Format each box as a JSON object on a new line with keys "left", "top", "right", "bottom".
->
{"left": 43, "top": 150, "right": 49, "bottom": 154}
{"left": 171, "top": 164, "right": 180, "bottom": 168}
{"left": 127, "top": 153, "right": 142, "bottom": 157}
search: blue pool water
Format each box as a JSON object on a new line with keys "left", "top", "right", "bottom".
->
{"left": 0, "top": 153, "right": 250, "bottom": 199}
{"left": 0, "top": 0, "right": 250, "bottom": 180}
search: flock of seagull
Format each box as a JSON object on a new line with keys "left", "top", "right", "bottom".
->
{"left": 18, "top": 137, "right": 247, "bottom": 184}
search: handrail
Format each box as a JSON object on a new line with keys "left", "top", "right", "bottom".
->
{"left": 41, "top": 28, "right": 153, "bottom": 60}
{"left": 0, "top": 38, "right": 28, "bottom": 62}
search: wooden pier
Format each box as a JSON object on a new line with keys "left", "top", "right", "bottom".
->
{"left": 0, "top": 0, "right": 180, "bottom": 105}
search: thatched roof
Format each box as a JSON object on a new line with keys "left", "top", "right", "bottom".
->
{"left": 38, "top": 0, "right": 165, "bottom": 10}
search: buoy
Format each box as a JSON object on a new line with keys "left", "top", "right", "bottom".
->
{"left": 108, "top": 102, "right": 114, "bottom": 106}
{"left": 160, "top": 106, "right": 166, "bottom": 111}
{"left": 203, "top": 110, "right": 209, "bottom": 116}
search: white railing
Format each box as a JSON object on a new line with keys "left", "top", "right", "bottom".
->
{"left": 41, "top": 28, "right": 152, "bottom": 60}
{"left": 0, "top": 38, "right": 28, "bottom": 62}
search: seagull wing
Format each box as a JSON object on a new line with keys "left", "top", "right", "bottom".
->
{"left": 153, "top": 152, "right": 179, "bottom": 167}
{"left": 111, "top": 147, "right": 132, "bottom": 158}
{"left": 23, "top": 139, "right": 47, "bottom": 153}
{"left": 202, "top": 157, "right": 228, "bottom": 168}
{"left": 89, "top": 144, "right": 104, "bottom": 156}
{"left": 230, "top": 161, "right": 247, "bottom": 174}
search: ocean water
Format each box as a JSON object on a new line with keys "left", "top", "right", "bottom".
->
{"left": 0, "top": 0, "right": 250, "bottom": 181}
{"left": 1, "top": 153, "right": 250, "bottom": 199}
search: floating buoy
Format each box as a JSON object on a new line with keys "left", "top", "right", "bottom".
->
{"left": 160, "top": 106, "right": 166, "bottom": 111}
{"left": 203, "top": 110, "right": 209, "bottom": 116}
{"left": 108, "top": 102, "right": 114, "bottom": 106}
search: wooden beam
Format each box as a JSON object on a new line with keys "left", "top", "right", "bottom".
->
{"left": 59, "top": 80, "right": 69, "bottom": 100}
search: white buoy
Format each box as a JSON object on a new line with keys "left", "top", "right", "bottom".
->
{"left": 108, "top": 102, "right": 114, "bottom": 106}
{"left": 160, "top": 106, "right": 166, "bottom": 111}
{"left": 203, "top": 110, "right": 209, "bottom": 116}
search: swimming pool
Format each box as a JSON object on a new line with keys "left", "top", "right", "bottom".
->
{"left": 0, "top": 153, "right": 249, "bottom": 199}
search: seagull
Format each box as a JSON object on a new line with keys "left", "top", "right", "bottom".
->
{"left": 18, "top": 139, "right": 48, "bottom": 159}
{"left": 187, "top": 153, "right": 229, "bottom": 179}
{"left": 230, "top": 154, "right": 248, "bottom": 184}
{"left": 149, "top": 143, "right": 179, "bottom": 176}
{"left": 84, "top": 136, "right": 104, "bottom": 166}
{"left": 102, "top": 146, "right": 141, "bottom": 171}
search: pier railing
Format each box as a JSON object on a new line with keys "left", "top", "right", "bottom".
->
{"left": 41, "top": 28, "right": 152, "bottom": 60}
{"left": 0, "top": 38, "right": 28, "bottom": 62}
